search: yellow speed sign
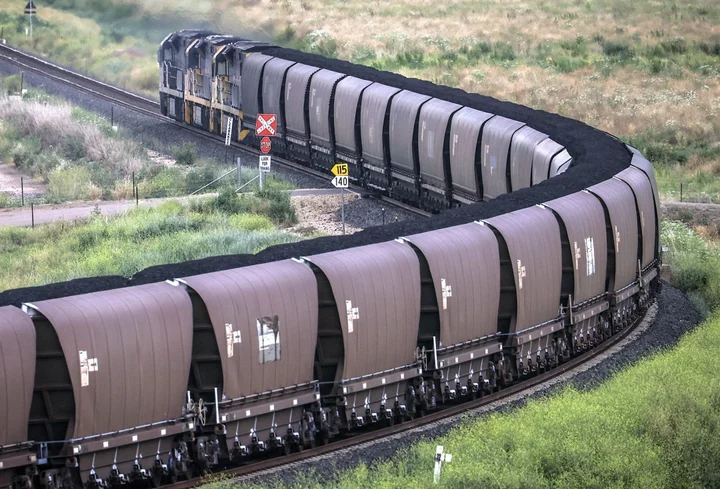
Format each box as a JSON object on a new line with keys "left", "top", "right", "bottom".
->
{"left": 331, "top": 163, "right": 349, "bottom": 176}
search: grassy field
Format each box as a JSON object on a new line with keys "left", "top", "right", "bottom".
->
{"left": 197, "top": 219, "right": 717, "bottom": 489}
{"left": 1, "top": 0, "right": 717, "bottom": 201}
{"left": 0, "top": 83, "right": 292, "bottom": 206}
{"left": 0, "top": 192, "right": 300, "bottom": 291}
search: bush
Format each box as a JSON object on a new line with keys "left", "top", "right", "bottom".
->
{"left": 228, "top": 213, "right": 274, "bottom": 232}
{"left": 172, "top": 141, "right": 198, "bottom": 166}
{"left": 185, "top": 164, "right": 218, "bottom": 193}
{"left": 258, "top": 188, "right": 297, "bottom": 226}
{"left": 214, "top": 188, "right": 244, "bottom": 214}
{"left": 602, "top": 40, "right": 634, "bottom": 59}
{"left": 139, "top": 167, "right": 185, "bottom": 198}
{"left": 46, "top": 166, "right": 102, "bottom": 203}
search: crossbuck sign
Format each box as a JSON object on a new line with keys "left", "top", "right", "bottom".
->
{"left": 255, "top": 114, "right": 277, "bottom": 136}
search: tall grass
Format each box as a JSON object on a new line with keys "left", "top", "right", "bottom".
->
{"left": 0, "top": 199, "right": 300, "bottom": 291}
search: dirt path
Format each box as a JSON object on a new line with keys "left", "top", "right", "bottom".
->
{"left": 0, "top": 163, "right": 44, "bottom": 198}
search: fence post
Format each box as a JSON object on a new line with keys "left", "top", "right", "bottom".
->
{"left": 20, "top": 177, "right": 24, "bottom": 206}
{"left": 680, "top": 182, "right": 683, "bottom": 202}
{"left": 30, "top": 203, "right": 34, "bottom": 228}
{"left": 19, "top": 71, "right": 24, "bottom": 96}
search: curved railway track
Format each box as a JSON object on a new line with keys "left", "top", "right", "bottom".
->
{"left": 169, "top": 306, "right": 652, "bottom": 489}
{"left": 0, "top": 42, "right": 430, "bottom": 218}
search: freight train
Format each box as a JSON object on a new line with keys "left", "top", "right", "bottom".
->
{"left": 157, "top": 31, "right": 574, "bottom": 210}
{"left": 0, "top": 30, "right": 661, "bottom": 489}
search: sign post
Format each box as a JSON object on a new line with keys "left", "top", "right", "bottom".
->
{"left": 259, "top": 155, "right": 271, "bottom": 191}
{"left": 24, "top": 0, "right": 36, "bottom": 39}
{"left": 433, "top": 445, "right": 452, "bottom": 484}
{"left": 331, "top": 164, "right": 349, "bottom": 235}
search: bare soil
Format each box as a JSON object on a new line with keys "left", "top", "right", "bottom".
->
{"left": 0, "top": 163, "right": 44, "bottom": 198}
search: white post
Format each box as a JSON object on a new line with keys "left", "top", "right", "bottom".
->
{"left": 214, "top": 387, "right": 220, "bottom": 425}
{"left": 434, "top": 445, "right": 452, "bottom": 484}
{"left": 236, "top": 157, "right": 242, "bottom": 188}
{"left": 259, "top": 165, "right": 264, "bottom": 191}
{"left": 341, "top": 188, "right": 345, "bottom": 235}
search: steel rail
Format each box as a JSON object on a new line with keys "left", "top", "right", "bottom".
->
{"left": 0, "top": 43, "right": 430, "bottom": 218}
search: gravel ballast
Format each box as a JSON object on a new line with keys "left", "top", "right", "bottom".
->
{"left": 236, "top": 283, "right": 701, "bottom": 487}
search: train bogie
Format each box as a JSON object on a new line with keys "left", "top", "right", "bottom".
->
{"left": 417, "top": 99, "right": 462, "bottom": 211}
{"left": 22, "top": 284, "right": 195, "bottom": 487}
{"left": 402, "top": 223, "right": 504, "bottom": 402}
{"left": 483, "top": 206, "right": 565, "bottom": 379}
{"left": 0, "top": 307, "right": 36, "bottom": 489}
{"left": 284, "top": 64, "right": 321, "bottom": 163}
{"left": 586, "top": 179, "right": 642, "bottom": 328}
{"left": 360, "top": 83, "right": 400, "bottom": 192}
{"left": 308, "top": 69, "right": 346, "bottom": 172}
{"left": 543, "top": 192, "right": 610, "bottom": 353}
{"left": 388, "top": 91, "right": 431, "bottom": 205}
{"left": 448, "top": 108, "right": 493, "bottom": 204}
{"left": 303, "top": 241, "right": 424, "bottom": 430}
{"left": 333, "top": 77, "right": 372, "bottom": 181}
{"left": 177, "top": 260, "right": 321, "bottom": 459}
{"left": 261, "top": 58, "right": 297, "bottom": 156}
{"left": 480, "top": 117, "right": 526, "bottom": 200}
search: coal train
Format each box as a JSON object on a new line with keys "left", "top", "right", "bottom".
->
{"left": 0, "top": 30, "right": 662, "bottom": 489}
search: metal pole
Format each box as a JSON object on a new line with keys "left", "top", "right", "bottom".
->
{"left": 111, "top": 106, "right": 114, "bottom": 127}
{"left": 19, "top": 71, "right": 23, "bottom": 96}
{"left": 259, "top": 167, "right": 264, "bottom": 191}
{"left": 29, "top": 14, "right": 32, "bottom": 40}
{"left": 20, "top": 177, "right": 24, "bottom": 206}
{"left": 341, "top": 188, "right": 345, "bottom": 235}
{"left": 236, "top": 157, "right": 242, "bottom": 188}
{"left": 135, "top": 185, "right": 139, "bottom": 206}
{"left": 132, "top": 171, "right": 135, "bottom": 193}
{"left": 382, "top": 207, "right": 385, "bottom": 225}
{"left": 680, "top": 182, "right": 683, "bottom": 202}
{"left": 31, "top": 203, "right": 34, "bottom": 228}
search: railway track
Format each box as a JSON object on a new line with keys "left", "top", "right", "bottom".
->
{"left": 0, "top": 42, "right": 430, "bottom": 218}
{"left": 165, "top": 307, "right": 651, "bottom": 489}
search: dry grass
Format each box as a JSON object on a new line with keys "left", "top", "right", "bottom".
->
{"left": 0, "top": 97, "right": 147, "bottom": 175}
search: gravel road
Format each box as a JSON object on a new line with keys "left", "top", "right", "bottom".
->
{"left": 238, "top": 284, "right": 701, "bottom": 487}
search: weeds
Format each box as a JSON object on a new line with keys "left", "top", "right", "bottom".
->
{"left": 0, "top": 198, "right": 301, "bottom": 291}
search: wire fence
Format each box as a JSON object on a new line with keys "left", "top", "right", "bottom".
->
{"left": 659, "top": 181, "right": 720, "bottom": 204}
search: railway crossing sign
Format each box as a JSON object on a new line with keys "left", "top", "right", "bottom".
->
{"left": 259, "top": 155, "right": 271, "bottom": 172}
{"left": 331, "top": 163, "right": 349, "bottom": 177}
{"left": 255, "top": 114, "right": 277, "bottom": 136}
{"left": 331, "top": 176, "right": 349, "bottom": 188}
{"left": 260, "top": 136, "right": 272, "bottom": 154}
{"left": 24, "top": 0, "right": 36, "bottom": 14}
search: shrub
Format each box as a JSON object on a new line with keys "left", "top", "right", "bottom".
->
{"left": 59, "top": 134, "right": 87, "bottom": 160}
{"left": 185, "top": 164, "right": 218, "bottom": 193}
{"left": 258, "top": 188, "right": 297, "bottom": 226}
{"left": 0, "top": 192, "right": 11, "bottom": 208}
{"left": 214, "top": 188, "right": 244, "bottom": 214}
{"left": 172, "top": 141, "right": 198, "bottom": 166}
{"left": 491, "top": 42, "right": 516, "bottom": 61}
{"left": 228, "top": 213, "right": 274, "bottom": 232}
{"left": 139, "top": 167, "right": 185, "bottom": 198}
{"left": 46, "top": 166, "right": 102, "bottom": 203}
{"left": 602, "top": 40, "right": 634, "bottom": 59}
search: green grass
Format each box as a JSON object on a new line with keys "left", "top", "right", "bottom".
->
{"left": 212, "top": 220, "right": 720, "bottom": 489}
{"left": 0, "top": 197, "right": 300, "bottom": 291}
